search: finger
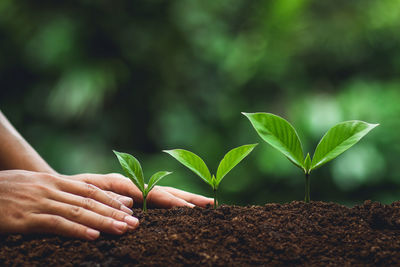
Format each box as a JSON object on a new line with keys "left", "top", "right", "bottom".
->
{"left": 146, "top": 187, "right": 195, "bottom": 209}
{"left": 105, "top": 191, "right": 134, "bottom": 208}
{"left": 48, "top": 190, "right": 139, "bottom": 229}
{"left": 68, "top": 173, "right": 143, "bottom": 203}
{"left": 56, "top": 178, "right": 128, "bottom": 213}
{"left": 29, "top": 214, "right": 100, "bottom": 240}
{"left": 42, "top": 199, "right": 136, "bottom": 235}
{"left": 160, "top": 186, "right": 214, "bottom": 207}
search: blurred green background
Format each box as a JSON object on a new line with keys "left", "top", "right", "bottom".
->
{"left": 1, "top": 0, "right": 399, "bottom": 206}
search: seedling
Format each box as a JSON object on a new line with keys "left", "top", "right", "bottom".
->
{"left": 243, "top": 112, "right": 379, "bottom": 203}
{"left": 163, "top": 144, "right": 257, "bottom": 209}
{"left": 113, "top": 150, "right": 172, "bottom": 212}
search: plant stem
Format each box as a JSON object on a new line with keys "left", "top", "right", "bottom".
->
{"left": 213, "top": 188, "right": 217, "bottom": 209}
{"left": 143, "top": 195, "right": 147, "bottom": 212}
{"left": 304, "top": 173, "right": 310, "bottom": 203}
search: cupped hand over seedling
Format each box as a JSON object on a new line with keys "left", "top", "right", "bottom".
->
{"left": 113, "top": 151, "right": 172, "bottom": 212}
{"left": 243, "top": 112, "right": 379, "bottom": 203}
{"left": 163, "top": 144, "right": 257, "bottom": 209}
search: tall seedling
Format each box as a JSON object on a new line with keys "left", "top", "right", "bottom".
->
{"left": 164, "top": 144, "right": 257, "bottom": 209}
{"left": 113, "top": 150, "right": 172, "bottom": 212}
{"left": 243, "top": 112, "right": 379, "bottom": 203}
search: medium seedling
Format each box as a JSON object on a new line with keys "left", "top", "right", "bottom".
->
{"left": 163, "top": 144, "right": 257, "bottom": 209}
{"left": 243, "top": 112, "right": 379, "bottom": 203}
{"left": 113, "top": 150, "right": 172, "bottom": 212}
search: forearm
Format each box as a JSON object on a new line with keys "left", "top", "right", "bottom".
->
{"left": 0, "top": 110, "right": 57, "bottom": 174}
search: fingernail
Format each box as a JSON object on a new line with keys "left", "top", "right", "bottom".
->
{"left": 120, "top": 197, "right": 133, "bottom": 207}
{"left": 186, "top": 203, "right": 195, "bottom": 208}
{"left": 120, "top": 205, "right": 133, "bottom": 215}
{"left": 124, "top": 216, "right": 139, "bottom": 229}
{"left": 86, "top": 228, "right": 100, "bottom": 240}
{"left": 113, "top": 220, "right": 127, "bottom": 233}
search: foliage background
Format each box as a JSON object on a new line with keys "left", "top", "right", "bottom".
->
{"left": 1, "top": 0, "right": 399, "bottom": 206}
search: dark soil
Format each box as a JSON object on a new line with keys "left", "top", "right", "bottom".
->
{"left": 2, "top": 200, "right": 400, "bottom": 266}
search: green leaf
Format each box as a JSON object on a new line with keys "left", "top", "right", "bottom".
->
{"left": 243, "top": 112, "right": 304, "bottom": 169}
{"left": 113, "top": 150, "right": 145, "bottom": 192}
{"left": 145, "top": 171, "right": 172, "bottom": 195}
{"left": 163, "top": 149, "right": 212, "bottom": 186}
{"left": 211, "top": 175, "right": 217, "bottom": 188}
{"left": 311, "top": 121, "right": 379, "bottom": 170}
{"left": 216, "top": 144, "right": 257, "bottom": 186}
{"left": 304, "top": 153, "right": 311, "bottom": 174}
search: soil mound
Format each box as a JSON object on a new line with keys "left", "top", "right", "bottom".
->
{"left": 1, "top": 200, "right": 400, "bottom": 266}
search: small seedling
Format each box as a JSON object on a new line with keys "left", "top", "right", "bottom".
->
{"left": 113, "top": 150, "right": 172, "bottom": 212}
{"left": 163, "top": 144, "right": 257, "bottom": 209}
{"left": 243, "top": 112, "right": 379, "bottom": 203}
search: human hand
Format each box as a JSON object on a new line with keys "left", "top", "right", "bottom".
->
{"left": 0, "top": 170, "right": 139, "bottom": 240}
{"left": 66, "top": 173, "right": 214, "bottom": 209}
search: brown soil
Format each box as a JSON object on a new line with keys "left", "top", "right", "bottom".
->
{"left": 1, "top": 200, "right": 400, "bottom": 266}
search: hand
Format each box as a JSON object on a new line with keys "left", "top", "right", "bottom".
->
{"left": 66, "top": 173, "right": 214, "bottom": 208}
{"left": 0, "top": 170, "right": 139, "bottom": 240}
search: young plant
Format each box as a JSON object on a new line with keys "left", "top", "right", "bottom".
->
{"left": 113, "top": 150, "right": 172, "bottom": 212}
{"left": 243, "top": 112, "right": 379, "bottom": 203}
{"left": 163, "top": 144, "right": 257, "bottom": 209}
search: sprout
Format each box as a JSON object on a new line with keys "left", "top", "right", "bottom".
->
{"left": 163, "top": 144, "right": 257, "bottom": 209}
{"left": 113, "top": 150, "right": 172, "bottom": 212}
{"left": 243, "top": 112, "right": 379, "bottom": 203}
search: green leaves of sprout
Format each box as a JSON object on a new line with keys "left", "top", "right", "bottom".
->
{"left": 163, "top": 144, "right": 257, "bottom": 209}
{"left": 243, "top": 112, "right": 379, "bottom": 203}
{"left": 114, "top": 112, "right": 378, "bottom": 208}
{"left": 113, "top": 150, "right": 172, "bottom": 212}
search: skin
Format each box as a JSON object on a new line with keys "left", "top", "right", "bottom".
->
{"left": 0, "top": 111, "right": 213, "bottom": 240}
